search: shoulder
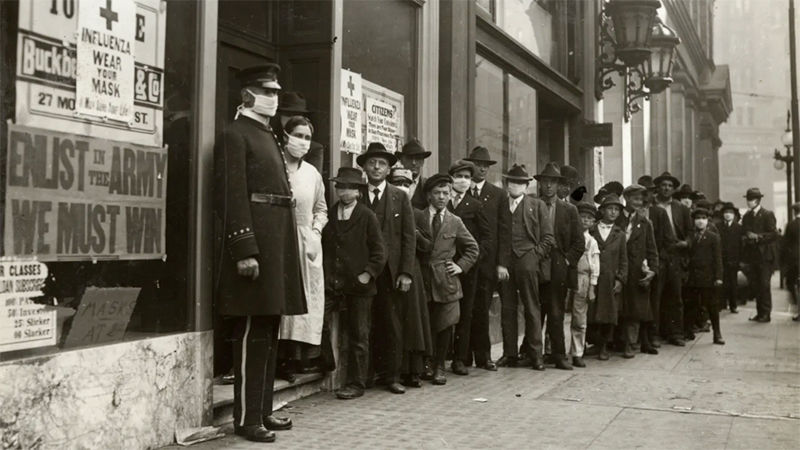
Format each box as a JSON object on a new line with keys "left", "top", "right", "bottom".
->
{"left": 385, "top": 184, "right": 409, "bottom": 202}
{"left": 463, "top": 196, "right": 483, "bottom": 211}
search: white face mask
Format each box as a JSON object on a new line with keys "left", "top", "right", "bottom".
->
{"left": 746, "top": 199, "right": 759, "bottom": 209}
{"left": 452, "top": 178, "right": 471, "bottom": 194}
{"left": 247, "top": 89, "right": 278, "bottom": 117}
{"left": 680, "top": 198, "right": 692, "bottom": 209}
{"left": 695, "top": 218, "right": 708, "bottom": 229}
{"left": 285, "top": 134, "right": 311, "bottom": 159}
{"left": 723, "top": 212, "right": 735, "bottom": 222}
{"left": 506, "top": 183, "right": 527, "bottom": 198}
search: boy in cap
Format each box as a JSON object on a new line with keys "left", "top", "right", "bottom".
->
{"left": 685, "top": 207, "right": 725, "bottom": 344}
{"left": 323, "top": 168, "right": 388, "bottom": 399}
{"left": 741, "top": 188, "right": 779, "bottom": 322}
{"left": 569, "top": 202, "right": 601, "bottom": 367}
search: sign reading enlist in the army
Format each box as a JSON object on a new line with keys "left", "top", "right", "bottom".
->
{"left": 4, "top": 124, "right": 168, "bottom": 261}
{"left": 15, "top": 0, "right": 166, "bottom": 147}
{"left": 76, "top": 0, "right": 136, "bottom": 122}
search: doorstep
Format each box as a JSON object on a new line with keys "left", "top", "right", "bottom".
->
{"left": 212, "top": 373, "right": 325, "bottom": 427}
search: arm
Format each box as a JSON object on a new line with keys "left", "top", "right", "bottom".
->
{"left": 713, "top": 234, "right": 723, "bottom": 282}
{"left": 535, "top": 201, "right": 556, "bottom": 258}
{"left": 365, "top": 212, "right": 388, "bottom": 278}
{"left": 454, "top": 218, "right": 480, "bottom": 273}
{"left": 645, "top": 220, "right": 659, "bottom": 275}
{"left": 311, "top": 171, "right": 328, "bottom": 234}
{"left": 589, "top": 239, "right": 600, "bottom": 286}
{"left": 757, "top": 211, "right": 779, "bottom": 244}
{"left": 616, "top": 235, "right": 629, "bottom": 284}
{"left": 476, "top": 207, "right": 493, "bottom": 264}
{"left": 215, "top": 129, "right": 258, "bottom": 261}
{"left": 497, "top": 194, "right": 512, "bottom": 269}
{"left": 565, "top": 206, "right": 584, "bottom": 266}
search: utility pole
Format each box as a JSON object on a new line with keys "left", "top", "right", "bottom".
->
{"left": 790, "top": 0, "right": 800, "bottom": 202}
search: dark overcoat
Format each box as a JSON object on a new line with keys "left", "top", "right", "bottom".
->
{"left": 719, "top": 220, "right": 743, "bottom": 268}
{"left": 411, "top": 176, "right": 428, "bottom": 210}
{"left": 621, "top": 213, "right": 659, "bottom": 321}
{"left": 213, "top": 116, "right": 307, "bottom": 316}
{"left": 648, "top": 205, "right": 677, "bottom": 255}
{"left": 741, "top": 207, "right": 779, "bottom": 269}
{"left": 322, "top": 202, "right": 387, "bottom": 297}
{"left": 686, "top": 229, "right": 723, "bottom": 288}
{"left": 448, "top": 193, "right": 492, "bottom": 272}
{"left": 589, "top": 225, "right": 628, "bottom": 324}
{"left": 360, "top": 183, "right": 416, "bottom": 282}
{"left": 404, "top": 209, "right": 433, "bottom": 353}
{"left": 542, "top": 199, "right": 584, "bottom": 289}
{"left": 473, "top": 182, "right": 511, "bottom": 279}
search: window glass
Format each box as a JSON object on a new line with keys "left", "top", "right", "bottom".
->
{"left": 496, "top": 0, "right": 554, "bottom": 63}
{"left": 474, "top": 56, "right": 505, "bottom": 185}
{"left": 508, "top": 74, "right": 537, "bottom": 174}
{"left": 0, "top": 0, "right": 196, "bottom": 361}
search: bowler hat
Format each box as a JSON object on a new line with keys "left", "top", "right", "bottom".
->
{"left": 502, "top": 164, "right": 533, "bottom": 182}
{"left": 576, "top": 201, "right": 597, "bottom": 217}
{"left": 331, "top": 167, "right": 366, "bottom": 186}
{"left": 653, "top": 171, "right": 680, "bottom": 188}
{"left": 637, "top": 175, "right": 655, "bottom": 190}
{"left": 397, "top": 138, "right": 431, "bottom": 159}
{"left": 593, "top": 187, "right": 610, "bottom": 204}
{"left": 691, "top": 191, "right": 707, "bottom": 201}
{"left": 571, "top": 186, "right": 588, "bottom": 203}
{"left": 720, "top": 202, "right": 738, "bottom": 213}
{"left": 278, "top": 91, "right": 310, "bottom": 114}
{"left": 744, "top": 187, "right": 764, "bottom": 200}
{"left": 389, "top": 167, "right": 414, "bottom": 184}
{"left": 691, "top": 208, "right": 710, "bottom": 218}
{"left": 599, "top": 194, "right": 623, "bottom": 210}
{"left": 623, "top": 184, "right": 647, "bottom": 197}
{"left": 356, "top": 142, "right": 398, "bottom": 167}
{"left": 695, "top": 199, "right": 713, "bottom": 211}
{"left": 673, "top": 184, "right": 694, "bottom": 199}
{"left": 237, "top": 64, "right": 281, "bottom": 89}
{"left": 423, "top": 173, "right": 454, "bottom": 193}
{"left": 560, "top": 165, "right": 579, "bottom": 183}
{"left": 534, "top": 162, "right": 565, "bottom": 181}
{"left": 465, "top": 146, "right": 497, "bottom": 165}
{"left": 449, "top": 159, "right": 475, "bottom": 176}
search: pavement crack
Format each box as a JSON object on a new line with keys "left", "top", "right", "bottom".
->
{"left": 584, "top": 407, "right": 624, "bottom": 449}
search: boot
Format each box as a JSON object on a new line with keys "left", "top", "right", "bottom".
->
{"left": 598, "top": 343, "right": 610, "bottom": 361}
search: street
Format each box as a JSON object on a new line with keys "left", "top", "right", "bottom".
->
{"left": 174, "top": 283, "right": 800, "bottom": 450}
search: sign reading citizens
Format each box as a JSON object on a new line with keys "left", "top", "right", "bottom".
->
{"left": 4, "top": 124, "right": 168, "bottom": 261}
{"left": 76, "top": 0, "right": 136, "bottom": 122}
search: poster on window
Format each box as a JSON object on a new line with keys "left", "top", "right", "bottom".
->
{"left": 362, "top": 79, "right": 403, "bottom": 154}
{"left": 4, "top": 124, "right": 168, "bottom": 262}
{"left": 0, "top": 259, "right": 56, "bottom": 353}
{"left": 15, "top": 0, "right": 167, "bottom": 147}
{"left": 340, "top": 69, "right": 362, "bottom": 154}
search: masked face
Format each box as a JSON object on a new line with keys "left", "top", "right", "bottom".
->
{"left": 746, "top": 199, "right": 759, "bottom": 209}
{"left": 695, "top": 217, "right": 708, "bottom": 229}
{"left": 336, "top": 187, "right": 360, "bottom": 205}
{"left": 680, "top": 198, "right": 693, "bottom": 209}
{"left": 506, "top": 181, "right": 527, "bottom": 198}
{"left": 246, "top": 89, "right": 278, "bottom": 117}
{"left": 285, "top": 125, "right": 312, "bottom": 159}
{"left": 723, "top": 212, "right": 735, "bottom": 222}
{"left": 451, "top": 170, "right": 472, "bottom": 193}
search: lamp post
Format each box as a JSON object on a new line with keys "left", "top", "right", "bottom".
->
{"left": 774, "top": 111, "right": 794, "bottom": 217}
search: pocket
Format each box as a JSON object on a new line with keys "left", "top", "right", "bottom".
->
{"left": 432, "top": 263, "right": 459, "bottom": 295}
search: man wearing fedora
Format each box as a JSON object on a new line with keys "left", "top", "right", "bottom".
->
{"left": 533, "top": 162, "right": 584, "bottom": 370}
{"left": 496, "top": 164, "right": 555, "bottom": 370}
{"left": 741, "top": 187, "right": 779, "bottom": 322}
{"left": 357, "top": 142, "right": 416, "bottom": 394}
{"left": 447, "top": 159, "right": 492, "bottom": 376}
{"left": 464, "top": 146, "right": 510, "bottom": 371}
{"left": 653, "top": 171, "right": 692, "bottom": 346}
{"left": 273, "top": 91, "right": 324, "bottom": 174}
{"left": 397, "top": 138, "right": 432, "bottom": 210}
{"left": 214, "top": 64, "right": 304, "bottom": 442}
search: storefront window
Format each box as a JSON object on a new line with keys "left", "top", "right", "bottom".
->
{"left": 508, "top": 74, "right": 537, "bottom": 173}
{"left": 0, "top": 0, "right": 197, "bottom": 361}
{"left": 496, "top": 0, "right": 555, "bottom": 63}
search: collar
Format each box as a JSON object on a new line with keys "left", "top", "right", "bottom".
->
{"left": 750, "top": 204, "right": 762, "bottom": 214}
{"left": 239, "top": 109, "right": 270, "bottom": 127}
{"left": 510, "top": 195, "right": 524, "bottom": 205}
{"left": 428, "top": 205, "right": 444, "bottom": 218}
{"left": 542, "top": 195, "right": 556, "bottom": 206}
{"left": 339, "top": 201, "right": 357, "bottom": 213}
{"left": 473, "top": 179, "right": 486, "bottom": 192}
{"left": 598, "top": 222, "right": 614, "bottom": 229}
{"left": 369, "top": 180, "right": 387, "bottom": 195}
{"left": 656, "top": 198, "right": 672, "bottom": 207}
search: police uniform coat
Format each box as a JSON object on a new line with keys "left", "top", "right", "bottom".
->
{"left": 214, "top": 116, "right": 307, "bottom": 316}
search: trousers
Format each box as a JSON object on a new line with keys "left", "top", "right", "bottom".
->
{"left": 540, "top": 280, "right": 567, "bottom": 358}
{"left": 453, "top": 267, "right": 479, "bottom": 364}
{"left": 656, "top": 256, "right": 684, "bottom": 339}
{"left": 469, "top": 276, "right": 495, "bottom": 365}
{"left": 749, "top": 262, "right": 773, "bottom": 318}
{"left": 337, "top": 295, "right": 373, "bottom": 389}
{"left": 372, "top": 271, "right": 404, "bottom": 383}
{"left": 684, "top": 287, "right": 721, "bottom": 335}
{"left": 568, "top": 290, "right": 589, "bottom": 357}
{"left": 232, "top": 315, "right": 280, "bottom": 427}
{"left": 500, "top": 251, "right": 542, "bottom": 360}
{"left": 721, "top": 266, "right": 739, "bottom": 310}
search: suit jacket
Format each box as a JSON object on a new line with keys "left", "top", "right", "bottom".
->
{"left": 214, "top": 116, "right": 306, "bottom": 316}
{"left": 448, "top": 193, "right": 492, "bottom": 275}
{"left": 421, "top": 208, "right": 479, "bottom": 303}
{"left": 360, "top": 183, "right": 416, "bottom": 282}
{"left": 322, "top": 202, "right": 387, "bottom": 297}
{"left": 411, "top": 176, "right": 428, "bottom": 210}
{"left": 657, "top": 199, "right": 693, "bottom": 243}
{"left": 741, "top": 207, "right": 779, "bottom": 267}
{"left": 648, "top": 205, "right": 677, "bottom": 260}
{"left": 499, "top": 194, "right": 556, "bottom": 265}
{"left": 687, "top": 229, "right": 723, "bottom": 287}
{"left": 473, "top": 181, "right": 511, "bottom": 278}
{"left": 719, "top": 220, "right": 743, "bottom": 268}
{"left": 541, "top": 198, "right": 583, "bottom": 288}
{"left": 783, "top": 218, "right": 799, "bottom": 269}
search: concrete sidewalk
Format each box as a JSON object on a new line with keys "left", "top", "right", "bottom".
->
{"left": 172, "top": 284, "right": 800, "bottom": 449}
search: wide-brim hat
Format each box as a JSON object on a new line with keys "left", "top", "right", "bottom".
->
{"left": 623, "top": 184, "right": 647, "bottom": 197}
{"left": 534, "top": 162, "right": 565, "bottom": 181}
{"left": 637, "top": 175, "right": 656, "bottom": 190}
{"left": 502, "top": 163, "right": 533, "bottom": 182}
{"left": 465, "top": 146, "right": 497, "bottom": 165}
{"left": 653, "top": 171, "right": 680, "bottom": 188}
{"left": 599, "top": 194, "right": 623, "bottom": 210}
{"left": 720, "top": 201, "right": 738, "bottom": 213}
{"left": 603, "top": 181, "right": 624, "bottom": 197}
{"left": 397, "top": 138, "right": 431, "bottom": 159}
{"left": 356, "top": 142, "right": 398, "bottom": 167}
{"left": 744, "top": 187, "right": 764, "bottom": 200}
{"left": 571, "top": 186, "right": 588, "bottom": 203}
{"left": 449, "top": 159, "right": 475, "bottom": 176}
{"left": 692, "top": 207, "right": 711, "bottom": 218}
{"left": 423, "top": 173, "right": 454, "bottom": 193}
{"left": 331, "top": 167, "right": 366, "bottom": 186}
{"left": 691, "top": 191, "right": 707, "bottom": 201}
{"left": 576, "top": 201, "right": 597, "bottom": 217}
{"left": 695, "top": 199, "right": 713, "bottom": 211}
{"left": 389, "top": 167, "right": 414, "bottom": 184}
{"left": 560, "top": 165, "right": 579, "bottom": 183}
{"left": 593, "top": 187, "right": 610, "bottom": 205}
{"left": 278, "top": 91, "right": 310, "bottom": 114}
{"left": 237, "top": 63, "right": 281, "bottom": 89}
{"left": 673, "top": 184, "right": 694, "bottom": 199}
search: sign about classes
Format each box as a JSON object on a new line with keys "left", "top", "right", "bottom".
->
{"left": 340, "top": 69, "right": 362, "bottom": 154}
{"left": 0, "top": 259, "right": 56, "bottom": 353}
{"left": 362, "top": 79, "right": 404, "bottom": 154}
{"left": 15, "top": 0, "right": 166, "bottom": 147}
{"left": 4, "top": 124, "right": 168, "bottom": 261}
{"left": 76, "top": 0, "right": 136, "bottom": 122}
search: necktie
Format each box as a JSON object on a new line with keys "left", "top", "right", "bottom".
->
{"left": 453, "top": 194, "right": 461, "bottom": 209}
{"left": 472, "top": 187, "right": 479, "bottom": 198}
{"left": 432, "top": 210, "right": 442, "bottom": 237}
{"left": 370, "top": 188, "right": 380, "bottom": 209}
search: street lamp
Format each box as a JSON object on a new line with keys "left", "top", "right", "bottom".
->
{"left": 774, "top": 111, "right": 794, "bottom": 215}
{"left": 596, "top": 0, "right": 681, "bottom": 122}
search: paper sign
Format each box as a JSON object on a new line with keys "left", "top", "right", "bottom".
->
{"left": 0, "top": 259, "right": 55, "bottom": 352}
{"left": 340, "top": 69, "right": 362, "bottom": 154}
{"left": 64, "top": 287, "right": 139, "bottom": 347}
{"left": 15, "top": 0, "right": 167, "bottom": 147}
{"left": 4, "top": 124, "right": 168, "bottom": 261}
{"left": 362, "top": 79, "right": 403, "bottom": 153}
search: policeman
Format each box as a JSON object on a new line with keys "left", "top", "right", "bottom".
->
{"left": 214, "top": 64, "right": 307, "bottom": 443}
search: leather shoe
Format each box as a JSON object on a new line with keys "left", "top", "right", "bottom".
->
{"left": 402, "top": 374, "right": 423, "bottom": 388}
{"left": 495, "top": 355, "right": 518, "bottom": 367}
{"left": 641, "top": 346, "right": 659, "bottom": 355}
{"left": 668, "top": 338, "right": 686, "bottom": 347}
{"left": 388, "top": 382, "right": 406, "bottom": 394}
{"left": 335, "top": 386, "right": 364, "bottom": 400}
{"left": 697, "top": 323, "right": 711, "bottom": 333}
{"left": 730, "top": 307, "right": 739, "bottom": 314}
{"left": 572, "top": 356, "right": 586, "bottom": 368}
{"left": 276, "top": 368, "right": 296, "bottom": 383}
{"left": 685, "top": 333, "right": 696, "bottom": 341}
{"left": 234, "top": 425, "right": 276, "bottom": 443}
{"left": 651, "top": 336, "right": 662, "bottom": 348}
{"left": 432, "top": 368, "right": 447, "bottom": 385}
{"left": 622, "top": 348, "right": 635, "bottom": 359}
{"left": 756, "top": 316, "right": 771, "bottom": 323}
{"left": 477, "top": 360, "right": 498, "bottom": 371}
{"left": 451, "top": 360, "right": 469, "bottom": 376}
{"left": 598, "top": 345, "right": 610, "bottom": 361}
{"left": 713, "top": 335, "right": 726, "bottom": 345}
{"left": 531, "top": 359, "right": 545, "bottom": 371}
{"left": 554, "top": 357, "right": 573, "bottom": 370}
{"left": 264, "top": 415, "right": 292, "bottom": 431}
